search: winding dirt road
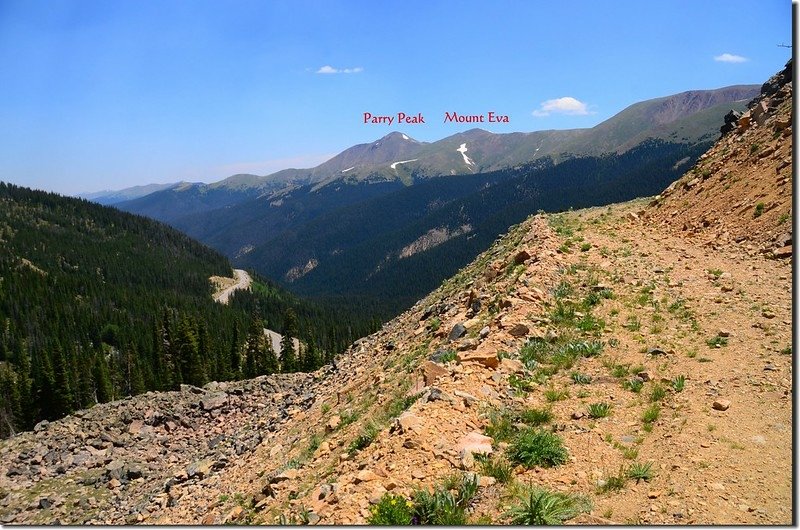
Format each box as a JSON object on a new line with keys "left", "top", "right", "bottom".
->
{"left": 212, "top": 269, "right": 252, "bottom": 304}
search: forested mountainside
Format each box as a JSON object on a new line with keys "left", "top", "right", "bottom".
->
{"left": 0, "top": 183, "right": 377, "bottom": 436}
{"left": 240, "top": 138, "right": 713, "bottom": 320}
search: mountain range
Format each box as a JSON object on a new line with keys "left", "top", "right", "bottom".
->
{"left": 106, "top": 84, "right": 758, "bottom": 318}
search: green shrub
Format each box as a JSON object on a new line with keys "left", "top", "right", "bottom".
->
{"left": 477, "top": 454, "right": 513, "bottom": 484}
{"left": 642, "top": 404, "right": 660, "bottom": 424}
{"left": 484, "top": 408, "right": 517, "bottom": 442}
{"left": 597, "top": 467, "right": 627, "bottom": 493}
{"left": 348, "top": 422, "right": 379, "bottom": 455}
{"left": 627, "top": 461, "right": 654, "bottom": 482}
{"left": 587, "top": 402, "right": 612, "bottom": 418}
{"left": 519, "top": 407, "right": 554, "bottom": 427}
{"left": 506, "top": 487, "right": 590, "bottom": 525}
{"left": 623, "top": 377, "right": 643, "bottom": 393}
{"left": 571, "top": 371, "right": 592, "bottom": 385}
{"left": 544, "top": 387, "right": 569, "bottom": 402}
{"left": 508, "top": 428, "right": 569, "bottom": 468}
{"left": 649, "top": 384, "right": 667, "bottom": 402}
{"left": 671, "top": 375, "right": 686, "bottom": 392}
{"left": 411, "top": 474, "right": 477, "bottom": 525}
{"left": 368, "top": 493, "right": 413, "bottom": 525}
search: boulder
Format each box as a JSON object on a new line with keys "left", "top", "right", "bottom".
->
{"left": 508, "top": 323, "right": 530, "bottom": 338}
{"left": 421, "top": 361, "right": 449, "bottom": 386}
{"left": 200, "top": 392, "right": 228, "bottom": 411}
{"left": 512, "top": 250, "right": 531, "bottom": 265}
{"left": 457, "top": 349, "right": 499, "bottom": 369}
{"left": 186, "top": 459, "right": 214, "bottom": 479}
{"left": 393, "top": 412, "right": 422, "bottom": 434}
{"left": 448, "top": 323, "right": 467, "bottom": 341}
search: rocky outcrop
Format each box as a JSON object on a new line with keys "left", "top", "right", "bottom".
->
{"left": 648, "top": 59, "right": 792, "bottom": 254}
{"left": 0, "top": 373, "right": 316, "bottom": 524}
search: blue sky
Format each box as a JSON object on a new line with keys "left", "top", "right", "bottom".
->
{"left": 0, "top": 0, "right": 791, "bottom": 195}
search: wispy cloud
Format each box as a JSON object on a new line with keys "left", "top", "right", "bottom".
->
{"left": 316, "top": 65, "right": 364, "bottom": 74}
{"left": 714, "top": 53, "right": 748, "bottom": 63}
{"left": 532, "top": 96, "right": 591, "bottom": 117}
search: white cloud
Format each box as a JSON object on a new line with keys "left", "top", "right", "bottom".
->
{"left": 532, "top": 96, "right": 591, "bottom": 117}
{"left": 714, "top": 53, "right": 748, "bottom": 63}
{"left": 316, "top": 65, "right": 364, "bottom": 74}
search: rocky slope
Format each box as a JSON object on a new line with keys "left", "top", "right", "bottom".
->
{"left": 646, "top": 60, "right": 792, "bottom": 258}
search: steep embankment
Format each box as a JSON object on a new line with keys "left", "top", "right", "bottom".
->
{"left": 646, "top": 60, "right": 792, "bottom": 256}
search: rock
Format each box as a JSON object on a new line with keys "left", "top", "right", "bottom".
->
{"left": 737, "top": 112, "right": 751, "bottom": 133}
{"left": 457, "top": 349, "right": 499, "bottom": 369}
{"left": 453, "top": 390, "right": 479, "bottom": 406}
{"left": 455, "top": 432, "right": 494, "bottom": 462}
{"left": 186, "top": 459, "right": 214, "bottom": 479}
{"left": 33, "top": 420, "right": 49, "bottom": 432}
{"left": 326, "top": 415, "right": 341, "bottom": 432}
{"left": 223, "top": 506, "right": 244, "bottom": 523}
{"left": 720, "top": 109, "right": 742, "bottom": 136}
{"left": 38, "top": 497, "right": 52, "bottom": 509}
{"left": 448, "top": 323, "right": 467, "bottom": 341}
{"left": 571, "top": 411, "right": 585, "bottom": 420}
{"left": 106, "top": 460, "right": 126, "bottom": 481}
{"left": 457, "top": 338, "right": 480, "bottom": 351}
{"left": 421, "top": 361, "right": 449, "bottom": 386}
{"left": 717, "top": 329, "right": 731, "bottom": 338}
{"left": 126, "top": 465, "right": 144, "bottom": 480}
{"left": 368, "top": 485, "right": 388, "bottom": 505}
{"left": 200, "top": 392, "right": 228, "bottom": 411}
{"left": 394, "top": 412, "right": 422, "bottom": 434}
{"left": 772, "top": 245, "right": 792, "bottom": 259}
{"left": 647, "top": 347, "right": 667, "bottom": 356}
{"left": 429, "top": 348, "right": 454, "bottom": 363}
{"left": 512, "top": 250, "right": 531, "bottom": 265}
{"left": 499, "top": 358, "right": 525, "bottom": 374}
{"left": 127, "top": 419, "right": 145, "bottom": 435}
{"left": 478, "top": 475, "right": 496, "bottom": 488}
{"left": 712, "top": 399, "right": 731, "bottom": 411}
{"left": 272, "top": 467, "right": 300, "bottom": 482}
{"left": 100, "top": 432, "right": 125, "bottom": 447}
{"left": 637, "top": 371, "right": 652, "bottom": 382}
{"left": 355, "top": 470, "right": 380, "bottom": 484}
{"left": 508, "top": 323, "right": 530, "bottom": 338}
{"left": 479, "top": 326, "right": 490, "bottom": 339}
{"left": 422, "top": 387, "right": 452, "bottom": 403}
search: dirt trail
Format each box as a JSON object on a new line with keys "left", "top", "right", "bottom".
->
{"left": 211, "top": 269, "right": 252, "bottom": 304}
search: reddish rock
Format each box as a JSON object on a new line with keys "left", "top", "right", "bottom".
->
{"left": 712, "top": 399, "right": 731, "bottom": 411}
{"left": 421, "top": 361, "right": 449, "bottom": 386}
{"left": 457, "top": 348, "right": 499, "bottom": 368}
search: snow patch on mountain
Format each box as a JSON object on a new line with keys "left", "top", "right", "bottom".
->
{"left": 390, "top": 159, "right": 418, "bottom": 170}
{"left": 457, "top": 143, "right": 475, "bottom": 167}
{"left": 341, "top": 167, "right": 355, "bottom": 173}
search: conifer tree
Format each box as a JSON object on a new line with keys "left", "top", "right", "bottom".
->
{"left": 280, "top": 308, "right": 299, "bottom": 373}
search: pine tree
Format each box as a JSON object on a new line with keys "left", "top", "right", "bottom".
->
{"left": 92, "top": 352, "right": 114, "bottom": 403}
{"left": 280, "top": 308, "right": 299, "bottom": 373}
{"left": 244, "top": 315, "right": 263, "bottom": 379}
{"left": 228, "top": 324, "right": 240, "bottom": 380}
